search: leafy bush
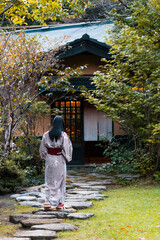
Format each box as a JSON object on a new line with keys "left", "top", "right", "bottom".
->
{"left": 153, "top": 171, "right": 160, "bottom": 182}
{"left": 12, "top": 136, "right": 43, "bottom": 174}
{"left": 0, "top": 160, "right": 25, "bottom": 193}
{"left": 136, "top": 149, "right": 155, "bottom": 176}
{"left": 113, "top": 177, "right": 139, "bottom": 186}
{"left": 23, "top": 166, "right": 45, "bottom": 187}
{"left": 95, "top": 136, "right": 138, "bottom": 174}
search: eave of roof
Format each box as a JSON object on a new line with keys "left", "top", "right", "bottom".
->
{"left": 57, "top": 33, "right": 112, "bottom": 59}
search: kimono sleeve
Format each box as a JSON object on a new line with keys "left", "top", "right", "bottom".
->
{"left": 39, "top": 134, "right": 48, "bottom": 159}
{"left": 62, "top": 133, "right": 73, "bottom": 162}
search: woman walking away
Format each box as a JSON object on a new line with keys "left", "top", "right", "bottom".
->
{"left": 39, "top": 115, "right": 73, "bottom": 210}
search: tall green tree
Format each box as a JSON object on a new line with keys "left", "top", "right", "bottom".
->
{"left": 85, "top": 0, "right": 160, "bottom": 175}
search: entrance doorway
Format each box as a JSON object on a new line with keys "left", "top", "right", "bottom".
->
{"left": 54, "top": 100, "right": 84, "bottom": 165}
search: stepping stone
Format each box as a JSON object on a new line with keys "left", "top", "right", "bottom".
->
{"left": 9, "top": 214, "right": 60, "bottom": 224}
{"left": 10, "top": 193, "right": 32, "bottom": 199}
{"left": 72, "top": 184, "right": 106, "bottom": 190}
{"left": 84, "top": 181, "right": 113, "bottom": 185}
{"left": 66, "top": 195, "right": 104, "bottom": 201}
{"left": 21, "top": 218, "right": 63, "bottom": 228}
{"left": 33, "top": 211, "right": 75, "bottom": 219}
{"left": 15, "top": 230, "right": 57, "bottom": 239}
{"left": 68, "top": 176, "right": 89, "bottom": 180}
{"left": 37, "top": 197, "right": 45, "bottom": 203}
{"left": 64, "top": 201, "right": 93, "bottom": 209}
{"left": 31, "top": 223, "right": 78, "bottom": 232}
{"left": 16, "top": 196, "right": 37, "bottom": 201}
{"left": 67, "top": 213, "right": 94, "bottom": 219}
{"left": 0, "top": 238, "right": 31, "bottom": 240}
{"left": 19, "top": 201, "right": 43, "bottom": 207}
{"left": 66, "top": 193, "right": 108, "bottom": 199}
{"left": 65, "top": 198, "right": 88, "bottom": 202}
{"left": 68, "top": 190, "right": 101, "bottom": 195}
{"left": 33, "top": 208, "right": 76, "bottom": 214}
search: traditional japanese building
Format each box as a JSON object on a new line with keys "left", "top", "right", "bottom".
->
{"left": 27, "top": 21, "right": 125, "bottom": 165}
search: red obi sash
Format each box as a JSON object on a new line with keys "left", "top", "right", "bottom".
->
{"left": 48, "top": 148, "right": 62, "bottom": 155}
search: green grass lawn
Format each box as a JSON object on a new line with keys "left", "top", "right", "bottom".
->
{"left": 58, "top": 184, "right": 160, "bottom": 240}
{"left": 0, "top": 184, "right": 159, "bottom": 239}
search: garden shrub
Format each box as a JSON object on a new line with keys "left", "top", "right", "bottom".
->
{"left": 13, "top": 136, "right": 43, "bottom": 174}
{"left": 23, "top": 166, "right": 45, "bottom": 187}
{"left": 0, "top": 160, "right": 25, "bottom": 193}
{"left": 153, "top": 171, "right": 160, "bottom": 182}
{"left": 95, "top": 136, "right": 138, "bottom": 174}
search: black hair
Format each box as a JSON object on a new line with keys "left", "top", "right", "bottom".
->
{"left": 49, "top": 115, "right": 64, "bottom": 141}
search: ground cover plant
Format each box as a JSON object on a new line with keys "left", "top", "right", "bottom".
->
{"left": 58, "top": 184, "right": 160, "bottom": 240}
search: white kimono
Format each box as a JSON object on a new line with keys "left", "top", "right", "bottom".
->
{"left": 39, "top": 131, "right": 73, "bottom": 207}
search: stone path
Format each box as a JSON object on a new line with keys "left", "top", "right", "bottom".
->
{"left": 1, "top": 168, "right": 140, "bottom": 240}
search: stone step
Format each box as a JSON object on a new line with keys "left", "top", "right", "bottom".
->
{"left": 64, "top": 201, "right": 93, "bottom": 209}
{"left": 68, "top": 190, "right": 101, "bottom": 195}
{"left": 18, "top": 201, "right": 43, "bottom": 207}
{"left": 66, "top": 193, "right": 108, "bottom": 199}
{"left": 83, "top": 180, "right": 114, "bottom": 185}
{"left": 10, "top": 193, "right": 34, "bottom": 199}
{"left": 66, "top": 196, "right": 103, "bottom": 201}
{"left": 72, "top": 184, "right": 107, "bottom": 190}
{"left": 15, "top": 230, "right": 57, "bottom": 239}
{"left": 31, "top": 223, "right": 78, "bottom": 232}
{"left": 9, "top": 214, "right": 61, "bottom": 224}
{"left": 20, "top": 218, "right": 63, "bottom": 228}
{"left": 32, "top": 208, "right": 76, "bottom": 214}
{"left": 65, "top": 198, "right": 88, "bottom": 202}
{"left": 67, "top": 212, "right": 94, "bottom": 219}
{"left": 16, "top": 196, "right": 37, "bottom": 201}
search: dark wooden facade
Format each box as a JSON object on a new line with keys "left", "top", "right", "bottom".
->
{"left": 48, "top": 34, "right": 113, "bottom": 165}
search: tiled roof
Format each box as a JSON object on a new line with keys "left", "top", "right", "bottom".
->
{"left": 26, "top": 21, "right": 114, "bottom": 50}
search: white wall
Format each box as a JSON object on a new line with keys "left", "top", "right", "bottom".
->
{"left": 84, "top": 102, "right": 112, "bottom": 141}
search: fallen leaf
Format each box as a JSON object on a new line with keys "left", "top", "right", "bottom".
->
{"left": 127, "top": 225, "right": 131, "bottom": 228}
{"left": 120, "top": 227, "right": 125, "bottom": 229}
